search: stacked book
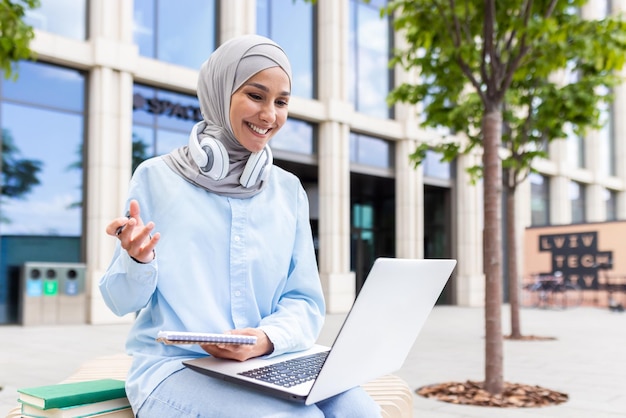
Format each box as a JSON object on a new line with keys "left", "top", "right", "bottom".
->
{"left": 17, "top": 378, "right": 132, "bottom": 417}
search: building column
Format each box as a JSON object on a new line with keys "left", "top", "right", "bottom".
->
{"left": 550, "top": 175, "right": 571, "bottom": 225}
{"left": 612, "top": 40, "right": 626, "bottom": 219}
{"left": 393, "top": 30, "right": 424, "bottom": 260}
{"left": 395, "top": 139, "right": 423, "bottom": 258}
{"left": 220, "top": 0, "right": 256, "bottom": 40}
{"left": 318, "top": 122, "right": 354, "bottom": 312}
{"left": 85, "top": 0, "right": 137, "bottom": 324}
{"left": 585, "top": 129, "right": 605, "bottom": 222}
{"left": 455, "top": 151, "right": 484, "bottom": 306}
{"left": 549, "top": 136, "right": 572, "bottom": 225}
{"left": 586, "top": 184, "right": 605, "bottom": 222}
{"left": 316, "top": 0, "right": 355, "bottom": 313}
{"left": 610, "top": 0, "right": 626, "bottom": 222}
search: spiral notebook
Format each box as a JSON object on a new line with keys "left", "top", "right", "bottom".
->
{"left": 157, "top": 331, "right": 257, "bottom": 345}
{"left": 183, "top": 257, "right": 456, "bottom": 405}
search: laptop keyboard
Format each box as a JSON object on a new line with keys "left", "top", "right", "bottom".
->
{"left": 238, "top": 351, "right": 329, "bottom": 388}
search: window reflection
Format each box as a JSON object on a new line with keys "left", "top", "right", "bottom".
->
{"left": 133, "top": 0, "right": 216, "bottom": 69}
{"left": 270, "top": 119, "right": 315, "bottom": 155}
{"left": 424, "top": 150, "right": 450, "bottom": 179}
{"left": 256, "top": 0, "right": 315, "bottom": 99}
{"left": 132, "top": 126, "right": 155, "bottom": 172}
{"left": 605, "top": 189, "right": 617, "bottom": 221}
{"left": 132, "top": 85, "right": 200, "bottom": 169}
{"left": 350, "top": 133, "right": 393, "bottom": 168}
{"left": 2, "top": 61, "right": 84, "bottom": 111}
{"left": 24, "top": 0, "right": 87, "bottom": 40}
{"left": 1, "top": 62, "right": 85, "bottom": 235}
{"left": 530, "top": 173, "right": 550, "bottom": 226}
{"left": 133, "top": 0, "right": 155, "bottom": 58}
{"left": 349, "top": 0, "right": 392, "bottom": 119}
{"left": 570, "top": 181, "right": 586, "bottom": 223}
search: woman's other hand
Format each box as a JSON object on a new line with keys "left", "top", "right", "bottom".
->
{"left": 106, "top": 199, "right": 160, "bottom": 263}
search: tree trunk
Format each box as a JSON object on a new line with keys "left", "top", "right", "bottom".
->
{"left": 507, "top": 184, "right": 522, "bottom": 339}
{"left": 482, "top": 109, "right": 504, "bottom": 395}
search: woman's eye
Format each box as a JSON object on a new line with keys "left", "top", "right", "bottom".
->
{"left": 248, "top": 93, "right": 262, "bottom": 101}
{"left": 276, "top": 99, "right": 289, "bottom": 107}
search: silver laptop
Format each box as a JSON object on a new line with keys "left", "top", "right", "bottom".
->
{"left": 183, "top": 257, "right": 456, "bottom": 405}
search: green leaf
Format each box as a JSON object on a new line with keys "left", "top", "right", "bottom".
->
{"left": 0, "top": 0, "right": 41, "bottom": 79}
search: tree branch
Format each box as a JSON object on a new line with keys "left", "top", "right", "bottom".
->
{"left": 439, "top": 0, "right": 487, "bottom": 103}
{"left": 484, "top": 0, "right": 499, "bottom": 101}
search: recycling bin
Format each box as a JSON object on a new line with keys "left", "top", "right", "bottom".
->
{"left": 57, "top": 263, "right": 87, "bottom": 324}
{"left": 20, "top": 262, "right": 86, "bottom": 325}
{"left": 20, "top": 263, "right": 58, "bottom": 325}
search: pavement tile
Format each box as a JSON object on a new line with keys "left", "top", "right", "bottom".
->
{"left": 1, "top": 305, "right": 624, "bottom": 417}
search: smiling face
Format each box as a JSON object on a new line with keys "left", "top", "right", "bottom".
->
{"left": 229, "top": 66, "right": 291, "bottom": 153}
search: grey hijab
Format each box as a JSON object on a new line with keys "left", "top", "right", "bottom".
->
{"left": 163, "top": 34, "right": 292, "bottom": 198}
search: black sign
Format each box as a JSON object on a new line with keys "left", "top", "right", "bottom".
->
{"left": 538, "top": 232, "right": 612, "bottom": 290}
{"left": 133, "top": 93, "right": 202, "bottom": 121}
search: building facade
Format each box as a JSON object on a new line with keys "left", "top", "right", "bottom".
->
{"left": 0, "top": 0, "right": 623, "bottom": 324}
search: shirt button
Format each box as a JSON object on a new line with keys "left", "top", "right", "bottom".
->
{"left": 234, "top": 290, "right": 241, "bottom": 297}
{"left": 234, "top": 236, "right": 241, "bottom": 242}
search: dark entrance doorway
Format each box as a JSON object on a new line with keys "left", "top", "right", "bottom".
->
{"left": 424, "top": 185, "right": 454, "bottom": 304}
{"left": 350, "top": 173, "right": 395, "bottom": 294}
{"left": 274, "top": 159, "right": 319, "bottom": 258}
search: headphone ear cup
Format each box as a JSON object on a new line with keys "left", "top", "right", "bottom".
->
{"left": 240, "top": 146, "right": 273, "bottom": 188}
{"left": 188, "top": 121, "right": 229, "bottom": 180}
{"left": 200, "top": 139, "right": 229, "bottom": 180}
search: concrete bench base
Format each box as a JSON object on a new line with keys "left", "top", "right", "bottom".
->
{"left": 7, "top": 354, "right": 413, "bottom": 417}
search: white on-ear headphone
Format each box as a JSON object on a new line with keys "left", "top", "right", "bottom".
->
{"left": 188, "top": 121, "right": 229, "bottom": 180}
{"left": 241, "top": 146, "right": 273, "bottom": 188}
{"left": 188, "top": 121, "right": 273, "bottom": 187}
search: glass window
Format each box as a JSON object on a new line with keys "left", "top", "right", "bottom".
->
{"left": 133, "top": 0, "right": 216, "bottom": 69}
{"left": 350, "top": 133, "right": 393, "bottom": 169}
{"left": 134, "top": 0, "right": 155, "bottom": 58}
{"left": 256, "top": 0, "right": 315, "bottom": 99}
{"left": 2, "top": 60, "right": 84, "bottom": 111}
{"left": 270, "top": 119, "right": 315, "bottom": 155}
{"left": 570, "top": 181, "right": 586, "bottom": 223}
{"left": 348, "top": 0, "right": 393, "bottom": 119}
{"left": 530, "top": 173, "right": 550, "bottom": 226}
{"left": 1, "top": 62, "right": 85, "bottom": 235}
{"left": 132, "top": 125, "right": 155, "bottom": 168}
{"left": 605, "top": 189, "right": 617, "bottom": 221}
{"left": 424, "top": 150, "right": 450, "bottom": 179}
{"left": 132, "top": 84, "right": 200, "bottom": 170}
{"left": 353, "top": 203, "right": 374, "bottom": 229}
{"left": 24, "top": 0, "right": 87, "bottom": 40}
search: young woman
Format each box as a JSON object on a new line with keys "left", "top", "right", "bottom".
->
{"left": 100, "top": 34, "right": 381, "bottom": 417}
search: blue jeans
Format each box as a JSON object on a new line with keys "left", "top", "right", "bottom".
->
{"left": 137, "top": 368, "right": 382, "bottom": 417}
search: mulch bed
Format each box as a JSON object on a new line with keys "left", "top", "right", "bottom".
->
{"left": 417, "top": 380, "right": 569, "bottom": 408}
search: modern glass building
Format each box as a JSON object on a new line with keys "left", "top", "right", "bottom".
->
{"left": 1, "top": 0, "right": 623, "bottom": 324}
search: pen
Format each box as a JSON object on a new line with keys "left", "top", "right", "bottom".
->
{"left": 115, "top": 211, "right": 131, "bottom": 236}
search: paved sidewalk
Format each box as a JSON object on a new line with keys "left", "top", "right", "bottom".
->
{"left": 2, "top": 306, "right": 625, "bottom": 417}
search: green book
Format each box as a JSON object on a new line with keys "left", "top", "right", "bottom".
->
{"left": 17, "top": 379, "right": 126, "bottom": 410}
{"left": 21, "top": 396, "right": 130, "bottom": 418}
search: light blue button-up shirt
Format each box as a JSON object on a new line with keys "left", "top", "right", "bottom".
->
{"left": 99, "top": 157, "right": 325, "bottom": 412}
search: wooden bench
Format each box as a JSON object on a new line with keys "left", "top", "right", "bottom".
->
{"left": 7, "top": 354, "right": 413, "bottom": 417}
